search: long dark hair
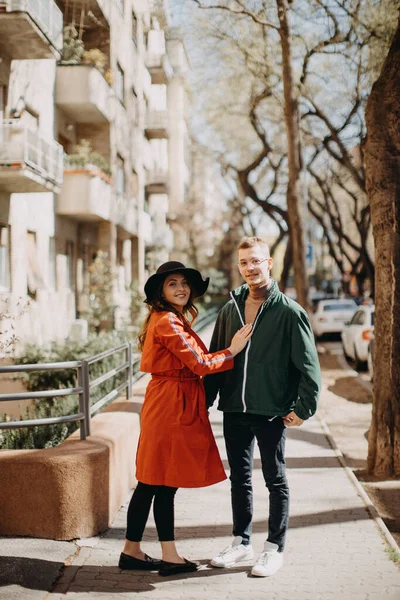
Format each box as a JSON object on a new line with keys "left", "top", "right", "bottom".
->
{"left": 138, "top": 274, "right": 199, "bottom": 351}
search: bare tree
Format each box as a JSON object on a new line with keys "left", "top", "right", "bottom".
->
{"left": 193, "top": 0, "right": 310, "bottom": 309}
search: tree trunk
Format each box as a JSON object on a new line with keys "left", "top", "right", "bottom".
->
{"left": 364, "top": 15, "right": 400, "bottom": 478}
{"left": 276, "top": 0, "right": 310, "bottom": 311}
{"left": 279, "top": 233, "right": 293, "bottom": 292}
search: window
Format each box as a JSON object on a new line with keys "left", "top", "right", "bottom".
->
{"left": 49, "top": 237, "right": 57, "bottom": 290}
{"left": 132, "top": 10, "right": 138, "bottom": 45}
{"left": 116, "top": 154, "right": 125, "bottom": 195}
{"left": 27, "top": 231, "right": 42, "bottom": 299}
{"left": 0, "top": 224, "right": 10, "bottom": 291}
{"left": 116, "top": 63, "right": 125, "bottom": 104}
{"left": 323, "top": 302, "right": 356, "bottom": 312}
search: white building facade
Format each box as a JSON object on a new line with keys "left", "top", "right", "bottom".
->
{"left": 0, "top": 0, "right": 194, "bottom": 351}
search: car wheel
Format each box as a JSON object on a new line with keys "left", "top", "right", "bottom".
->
{"left": 354, "top": 346, "right": 367, "bottom": 371}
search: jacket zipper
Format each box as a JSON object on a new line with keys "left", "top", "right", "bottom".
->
{"left": 230, "top": 291, "right": 267, "bottom": 413}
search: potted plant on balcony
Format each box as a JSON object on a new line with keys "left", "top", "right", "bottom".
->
{"left": 60, "top": 25, "right": 84, "bottom": 64}
{"left": 64, "top": 140, "right": 112, "bottom": 180}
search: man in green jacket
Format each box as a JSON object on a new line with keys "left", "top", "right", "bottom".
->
{"left": 205, "top": 236, "right": 321, "bottom": 577}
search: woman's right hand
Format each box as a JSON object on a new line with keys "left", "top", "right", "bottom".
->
{"left": 228, "top": 323, "right": 253, "bottom": 356}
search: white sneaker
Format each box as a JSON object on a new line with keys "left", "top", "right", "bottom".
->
{"left": 251, "top": 541, "right": 283, "bottom": 577}
{"left": 210, "top": 536, "right": 254, "bottom": 568}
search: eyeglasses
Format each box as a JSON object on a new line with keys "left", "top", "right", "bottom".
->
{"left": 237, "top": 257, "right": 270, "bottom": 269}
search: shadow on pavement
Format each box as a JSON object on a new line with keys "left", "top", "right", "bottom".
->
{"left": 1, "top": 559, "right": 253, "bottom": 593}
{"left": 106, "top": 505, "right": 371, "bottom": 542}
{"left": 0, "top": 556, "right": 63, "bottom": 590}
{"left": 222, "top": 456, "right": 344, "bottom": 470}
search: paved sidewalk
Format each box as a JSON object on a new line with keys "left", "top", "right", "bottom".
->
{"left": 2, "top": 323, "right": 399, "bottom": 600}
{"left": 45, "top": 404, "right": 400, "bottom": 600}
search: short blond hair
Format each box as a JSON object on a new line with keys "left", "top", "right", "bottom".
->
{"left": 237, "top": 236, "right": 270, "bottom": 257}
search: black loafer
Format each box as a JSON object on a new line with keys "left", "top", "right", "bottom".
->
{"left": 118, "top": 552, "right": 162, "bottom": 570}
{"left": 158, "top": 558, "right": 198, "bottom": 576}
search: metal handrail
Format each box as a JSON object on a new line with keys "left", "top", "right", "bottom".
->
{"left": 0, "top": 120, "right": 64, "bottom": 186}
{"left": 0, "top": 310, "right": 219, "bottom": 442}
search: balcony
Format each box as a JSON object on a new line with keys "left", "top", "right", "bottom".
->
{"left": 114, "top": 194, "right": 137, "bottom": 237}
{"left": 56, "top": 65, "right": 112, "bottom": 124}
{"left": 145, "top": 168, "right": 168, "bottom": 194}
{"left": 141, "top": 210, "right": 153, "bottom": 245}
{"left": 145, "top": 110, "right": 168, "bottom": 139}
{"left": 0, "top": 120, "right": 63, "bottom": 193}
{"left": 56, "top": 167, "right": 112, "bottom": 222}
{"left": 0, "top": 0, "right": 62, "bottom": 59}
{"left": 146, "top": 52, "right": 173, "bottom": 85}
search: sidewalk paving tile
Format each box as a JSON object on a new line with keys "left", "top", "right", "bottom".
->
{"left": 43, "top": 406, "right": 400, "bottom": 600}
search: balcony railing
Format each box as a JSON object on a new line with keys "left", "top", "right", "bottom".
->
{"left": 0, "top": 120, "right": 63, "bottom": 192}
{"left": 1, "top": 0, "right": 63, "bottom": 54}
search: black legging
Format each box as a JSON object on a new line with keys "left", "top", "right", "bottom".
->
{"left": 126, "top": 482, "right": 178, "bottom": 542}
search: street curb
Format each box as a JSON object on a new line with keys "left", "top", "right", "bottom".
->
{"left": 317, "top": 412, "right": 400, "bottom": 556}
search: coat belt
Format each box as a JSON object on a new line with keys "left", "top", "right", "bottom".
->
{"left": 151, "top": 373, "right": 200, "bottom": 381}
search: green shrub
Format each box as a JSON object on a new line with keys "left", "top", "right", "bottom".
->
{"left": 0, "top": 332, "right": 133, "bottom": 450}
{"left": 64, "top": 140, "right": 112, "bottom": 177}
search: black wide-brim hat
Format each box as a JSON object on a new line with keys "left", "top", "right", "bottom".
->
{"left": 144, "top": 261, "right": 210, "bottom": 303}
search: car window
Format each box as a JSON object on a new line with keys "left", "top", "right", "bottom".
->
{"left": 350, "top": 311, "right": 361, "bottom": 325}
{"left": 371, "top": 311, "right": 375, "bottom": 326}
{"left": 353, "top": 311, "right": 365, "bottom": 325}
{"left": 323, "top": 303, "right": 356, "bottom": 312}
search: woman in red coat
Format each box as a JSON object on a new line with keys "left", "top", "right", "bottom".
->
{"left": 119, "top": 261, "right": 252, "bottom": 576}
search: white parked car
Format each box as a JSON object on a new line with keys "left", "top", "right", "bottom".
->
{"left": 341, "top": 305, "right": 375, "bottom": 370}
{"left": 311, "top": 298, "right": 358, "bottom": 338}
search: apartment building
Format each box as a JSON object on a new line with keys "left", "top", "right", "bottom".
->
{"left": 188, "top": 142, "right": 225, "bottom": 271}
{"left": 0, "top": 0, "right": 196, "bottom": 352}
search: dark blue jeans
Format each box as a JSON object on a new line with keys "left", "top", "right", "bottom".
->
{"left": 223, "top": 412, "right": 289, "bottom": 552}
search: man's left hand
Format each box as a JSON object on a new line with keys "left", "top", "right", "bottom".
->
{"left": 283, "top": 411, "right": 304, "bottom": 427}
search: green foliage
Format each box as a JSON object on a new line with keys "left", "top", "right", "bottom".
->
{"left": 81, "top": 251, "right": 117, "bottom": 333}
{"left": 385, "top": 546, "right": 400, "bottom": 563}
{"left": 61, "top": 25, "right": 84, "bottom": 63}
{"left": 65, "top": 139, "right": 112, "bottom": 177}
{"left": 129, "top": 281, "right": 145, "bottom": 335}
{"left": 0, "top": 332, "right": 130, "bottom": 450}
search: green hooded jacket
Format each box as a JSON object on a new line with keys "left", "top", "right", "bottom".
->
{"left": 204, "top": 280, "right": 321, "bottom": 420}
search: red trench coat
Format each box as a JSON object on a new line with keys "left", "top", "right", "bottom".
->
{"left": 136, "top": 310, "right": 234, "bottom": 488}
